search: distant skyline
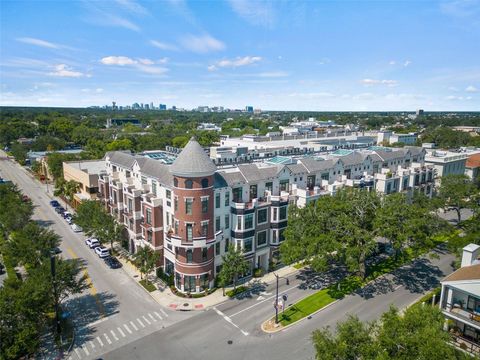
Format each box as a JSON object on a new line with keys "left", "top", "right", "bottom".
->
{"left": 1, "top": 0, "right": 479, "bottom": 111}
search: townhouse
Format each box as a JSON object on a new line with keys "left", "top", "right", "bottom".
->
{"left": 98, "top": 138, "right": 435, "bottom": 294}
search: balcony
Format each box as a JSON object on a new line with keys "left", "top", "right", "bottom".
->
{"left": 445, "top": 306, "right": 480, "bottom": 329}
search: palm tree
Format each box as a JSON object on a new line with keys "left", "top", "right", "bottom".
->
{"left": 54, "top": 179, "right": 80, "bottom": 210}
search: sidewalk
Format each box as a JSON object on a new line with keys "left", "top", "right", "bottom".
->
{"left": 115, "top": 246, "right": 299, "bottom": 311}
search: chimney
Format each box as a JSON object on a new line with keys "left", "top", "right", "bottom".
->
{"left": 461, "top": 244, "right": 480, "bottom": 267}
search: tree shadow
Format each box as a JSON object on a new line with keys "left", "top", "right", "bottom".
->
{"left": 391, "top": 257, "right": 444, "bottom": 294}
{"left": 35, "top": 219, "right": 55, "bottom": 227}
{"left": 64, "top": 291, "right": 120, "bottom": 346}
{"left": 354, "top": 277, "right": 396, "bottom": 299}
{"left": 296, "top": 266, "right": 349, "bottom": 291}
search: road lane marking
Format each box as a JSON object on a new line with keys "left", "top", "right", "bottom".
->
{"left": 82, "top": 344, "right": 90, "bottom": 356}
{"left": 142, "top": 315, "right": 151, "bottom": 325}
{"left": 213, "top": 307, "right": 249, "bottom": 336}
{"left": 137, "top": 318, "right": 145, "bottom": 328}
{"left": 104, "top": 333, "right": 112, "bottom": 344}
{"left": 154, "top": 311, "right": 163, "bottom": 320}
{"left": 160, "top": 309, "right": 169, "bottom": 317}
{"left": 110, "top": 329, "right": 119, "bottom": 341}
{"left": 123, "top": 323, "right": 133, "bottom": 334}
{"left": 130, "top": 320, "right": 139, "bottom": 331}
{"left": 229, "top": 285, "right": 298, "bottom": 318}
{"left": 148, "top": 313, "right": 156, "bottom": 322}
{"left": 89, "top": 340, "right": 95, "bottom": 349}
{"left": 96, "top": 336, "right": 104, "bottom": 347}
{"left": 394, "top": 284, "right": 402, "bottom": 290}
{"left": 74, "top": 348, "right": 82, "bottom": 358}
{"left": 117, "top": 326, "right": 126, "bottom": 337}
{"left": 67, "top": 247, "right": 105, "bottom": 317}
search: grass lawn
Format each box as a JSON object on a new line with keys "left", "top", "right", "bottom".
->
{"left": 139, "top": 279, "right": 156, "bottom": 292}
{"left": 279, "top": 289, "right": 335, "bottom": 326}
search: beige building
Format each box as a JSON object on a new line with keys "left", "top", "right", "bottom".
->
{"left": 63, "top": 160, "right": 105, "bottom": 207}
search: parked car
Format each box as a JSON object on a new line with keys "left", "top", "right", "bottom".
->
{"left": 66, "top": 217, "right": 73, "bottom": 225}
{"left": 63, "top": 211, "right": 72, "bottom": 219}
{"left": 85, "top": 238, "right": 101, "bottom": 249}
{"left": 55, "top": 206, "right": 65, "bottom": 214}
{"left": 22, "top": 195, "right": 30, "bottom": 202}
{"left": 95, "top": 247, "right": 110, "bottom": 258}
{"left": 51, "top": 247, "right": 62, "bottom": 254}
{"left": 104, "top": 256, "right": 122, "bottom": 269}
{"left": 50, "top": 200, "right": 60, "bottom": 207}
{"left": 71, "top": 223, "right": 82, "bottom": 232}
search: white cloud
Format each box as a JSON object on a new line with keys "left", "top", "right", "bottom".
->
{"left": 361, "top": 78, "right": 398, "bottom": 86}
{"left": 403, "top": 60, "right": 412, "bottom": 67}
{"left": 114, "top": 0, "right": 148, "bottom": 15}
{"left": 209, "top": 56, "right": 262, "bottom": 70}
{"left": 150, "top": 40, "right": 178, "bottom": 51}
{"left": 101, "top": 56, "right": 137, "bottom": 66}
{"left": 16, "top": 37, "right": 60, "bottom": 49}
{"left": 138, "top": 58, "right": 154, "bottom": 65}
{"left": 100, "top": 56, "right": 168, "bottom": 75}
{"left": 228, "top": 0, "right": 275, "bottom": 27}
{"left": 258, "top": 71, "right": 288, "bottom": 78}
{"left": 448, "top": 86, "right": 459, "bottom": 92}
{"left": 389, "top": 60, "right": 396, "bottom": 65}
{"left": 48, "top": 64, "right": 84, "bottom": 78}
{"left": 180, "top": 34, "right": 225, "bottom": 53}
{"left": 106, "top": 15, "right": 140, "bottom": 31}
{"left": 445, "top": 95, "right": 473, "bottom": 101}
{"left": 466, "top": 85, "right": 478, "bottom": 92}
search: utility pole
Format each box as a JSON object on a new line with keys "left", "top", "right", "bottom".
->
{"left": 274, "top": 273, "right": 289, "bottom": 324}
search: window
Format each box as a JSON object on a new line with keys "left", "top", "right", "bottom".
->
{"left": 225, "top": 192, "right": 230, "bottom": 206}
{"left": 185, "top": 179, "right": 193, "bottom": 189}
{"left": 280, "top": 179, "right": 289, "bottom": 192}
{"left": 174, "top": 197, "right": 178, "bottom": 211}
{"left": 185, "top": 198, "right": 193, "bottom": 215}
{"left": 215, "top": 216, "right": 221, "bottom": 232}
{"left": 307, "top": 175, "right": 316, "bottom": 189}
{"left": 403, "top": 178, "right": 409, "bottom": 189}
{"left": 265, "top": 182, "right": 273, "bottom": 193}
{"left": 166, "top": 189, "right": 171, "bottom": 199}
{"left": 147, "top": 230, "right": 152, "bottom": 243}
{"left": 126, "top": 171, "right": 131, "bottom": 177}
{"left": 224, "top": 214, "right": 230, "bottom": 229}
{"left": 174, "top": 220, "right": 179, "bottom": 235}
{"left": 202, "top": 247, "right": 208, "bottom": 261}
{"left": 244, "top": 213, "right": 254, "bottom": 229}
{"left": 186, "top": 224, "right": 193, "bottom": 241}
{"left": 257, "top": 208, "right": 268, "bottom": 224}
{"left": 201, "top": 197, "right": 209, "bottom": 213}
{"left": 173, "top": 178, "right": 178, "bottom": 187}
{"left": 321, "top": 173, "right": 329, "bottom": 181}
{"left": 244, "top": 237, "right": 253, "bottom": 253}
{"left": 233, "top": 187, "right": 242, "bottom": 202}
{"left": 215, "top": 242, "right": 220, "bottom": 256}
{"left": 257, "top": 231, "right": 267, "bottom": 247}
{"left": 141, "top": 176, "right": 147, "bottom": 185}
{"left": 249, "top": 185, "right": 258, "bottom": 200}
{"left": 279, "top": 206, "right": 287, "bottom": 220}
{"left": 201, "top": 178, "right": 209, "bottom": 188}
{"left": 128, "top": 198, "right": 133, "bottom": 213}
{"left": 215, "top": 193, "right": 220, "bottom": 208}
{"left": 166, "top": 213, "right": 170, "bottom": 226}
{"left": 152, "top": 180, "right": 157, "bottom": 196}
{"left": 146, "top": 208, "right": 152, "bottom": 225}
{"left": 184, "top": 275, "right": 195, "bottom": 293}
{"left": 225, "top": 238, "right": 230, "bottom": 252}
{"left": 202, "top": 222, "right": 208, "bottom": 236}
{"left": 273, "top": 208, "right": 278, "bottom": 221}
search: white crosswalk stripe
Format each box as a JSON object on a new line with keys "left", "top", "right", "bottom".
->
{"left": 154, "top": 311, "right": 163, "bottom": 320}
{"left": 82, "top": 344, "right": 90, "bottom": 356}
{"left": 89, "top": 340, "right": 95, "bottom": 350}
{"left": 74, "top": 348, "right": 82, "bottom": 359}
{"left": 110, "top": 329, "right": 119, "bottom": 341}
{"left": 148, "top": 313, "right": 156, "bottom": 322}
{"left": 130, "top": 320, "right": 139, "bottom": 331}
{"left": 97, "top": 336, "right": 104, "bottom": 347}
{"left": 124, "top": 323, "right": 133, "bottom": 334}
{"left": 160, "top": 308, "right": 169, "bottom": 317}
{"left": 104, "top": 333, "right": 112, "bottom": 344}
{"left": 117, "top": 326, "right": 126, "bottom": 337}
{"left": 137, "top": 318, "right": 145, "bottom": 328}
{"left": 142, "top": 315, "right": 151, "bottom": 325}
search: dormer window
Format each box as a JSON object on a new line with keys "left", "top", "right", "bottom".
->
{"left": 185, "top": 179, "right": 193, "bottom": 189}
{"left": 201, "top": 178, "right": 209, "bottom": 188}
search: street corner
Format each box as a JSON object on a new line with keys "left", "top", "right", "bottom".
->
{"left": 261, "top": 317, "right": 284, "bottom": 334}
{"left": 168, "top": 302, "right": 205, "bottom": 311}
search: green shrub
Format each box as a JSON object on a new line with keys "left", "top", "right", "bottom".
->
{"left": 253, "top": 268, "right": 264, "bottom": 278}
{"left": 226, "top": 286, "right": 248, "bottom": 298}
{"left": 139, "top": 279, "right": 156, "bottom": 292}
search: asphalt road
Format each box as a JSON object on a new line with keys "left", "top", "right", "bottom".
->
{"left": 0, "top": 154, "right": 195, "bottom": 360}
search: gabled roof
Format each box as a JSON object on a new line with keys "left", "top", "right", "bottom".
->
{"left": 218, "top": 170, "right": 246, "bottom": 186}
{"left": 466, "top": 153, "right": 480, "bottom": 169}
{"left": 298, "top": 158, "right": 336, "bottom": 173}
{"left": 338, "top": 152, "right": 366, "bottom": 167}
{"left": 403, "top": 146, "right": 425, "bottom": 157}
{"left": 106, "top": 151, "right": 137, "bottom": 169}
{"left": 237, "top": 164, "right": 281, "bottom": 183}
{"left": 140, "top": 158, "right": 172, "bottom": 186}
{"left": 374, "top": 149, "right": 405, "bottom": 161}
{"left": 169, "top": 137, "right": 217, "bottom": 177}
{"left": 286, "top": 163, "right": 308, "bottom": 175}
{"left": 443, "top": 264, "right": 480, "bottom": 282}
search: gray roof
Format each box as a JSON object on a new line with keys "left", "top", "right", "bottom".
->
{"left": 140, "top": 158, "right": 173, "bottom": 186}
{"left": 286, "top": 163, "right": 308, "bottom": 175}
{"left": 237, "top": 164, "right": 280, "bottom": 182}
{"left": 368, "top": 153, "right": 383, "bottom": 163}
{"left": 218, "top": 171, "right": 246, "bottom": 186}
{"left": 402, "top": 146, "right": 425, "bottom": 157}
{"left": 106, "top": 151, "right": 136, "bottom": 169}
{"left": 374, "top": 150, "right": 405, "bottom": 161}
{"left": 298, "top": 158, "right": 336, "bottom": 173}
{"left": 338, "top": 152, "right": 365, "bottom": 167}
{"left": 170, "top": 137, "right": 217, "bottom": 177}
{"left": 214, "top": 173, "right": 228, "bottom": 188}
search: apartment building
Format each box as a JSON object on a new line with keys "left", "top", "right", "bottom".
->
{"left": 98, "top": 138, "right": 434, "bottom": 294}
{"left": 440, "top": 244, "right": 480, "bottom": 354}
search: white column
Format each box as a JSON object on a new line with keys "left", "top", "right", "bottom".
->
{"left": 446, "top": 287, "right": 454, "bottom": 311}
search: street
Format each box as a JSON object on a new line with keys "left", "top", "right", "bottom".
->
{"left": 0, "top": 153, "right": 458, "bottom": 360}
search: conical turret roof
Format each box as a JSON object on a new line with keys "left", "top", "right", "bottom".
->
{"left": 170, "top": 137, "right": 217, "bottom": 177}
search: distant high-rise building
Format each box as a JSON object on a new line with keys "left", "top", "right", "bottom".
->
{"left": 132, "top": 103, "right": 140, "bottom": 110}
{"left": 245, "top": 106, "right": 254, "bottom": 113}
{"left": 145, "top": 104, "right": 150, "bottom": 110}
{"left": 171, "top": 105, "right": 177, "bottom": 111}
{"left": 112, "top": 101, "right": 117, "bottom": 110}
{"left": 159, "top": 104, "right": 167, "bottom": 110}
{"left": 416, "top": 109, "right": 424, "bottom": 116}
{"left": 150, "top": 102, "right": 154, "bottom": 110}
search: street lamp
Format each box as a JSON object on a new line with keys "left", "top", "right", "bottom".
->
{"left": 50, "top": 254, "right": 61, "bottom": 336}
{"left": 274, "top": 273, "right": 289, "bottom": 324}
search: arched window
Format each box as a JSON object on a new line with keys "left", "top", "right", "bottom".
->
{"left": 173, "top": 178, "right": 178, "bottom": 187}
{"left": 185, "top": 179, "right": 193, "bottom": 189}
{"left": 201, "top": 178, "right": 209, "bottom": 188}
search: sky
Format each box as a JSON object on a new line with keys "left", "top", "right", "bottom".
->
{"left": 0, "top": 0, "right": 479, "bottom": 111}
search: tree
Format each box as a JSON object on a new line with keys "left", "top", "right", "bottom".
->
{"left": 0, "top": 184, "right": 33, "bottom": 236}
{"left": 172, "top": 136, "right": 189, "bottom": 148}
{"left": 54, "top": 179, "right": 80, "bottom": 210}
{"left": 436, "top": 174, "right": 478, "bottom": 224}
{"left": 218, "top": 244, "right": 249, "bottom": 290}
{"left": 105, "top": 138, "right": 133, "bottom": 151}
{"left": 134, "top": 246, "right": 159, "bottom": 280}
{"left": 10, "top": 142, "right": 28, "bottom": 165}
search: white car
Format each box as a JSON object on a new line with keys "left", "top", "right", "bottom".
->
{"left": 95, "top": 247, "right": 110, "bottom": 258}
{"left": 71, "top": 223, "right": 83, "bottom": 232}
{"left": 85, "top": 238, "right": 100, "bottom": 248}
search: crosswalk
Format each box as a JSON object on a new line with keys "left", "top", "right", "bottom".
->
{"left": 69, "top": 310, "right": 169, "bottom": 359}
